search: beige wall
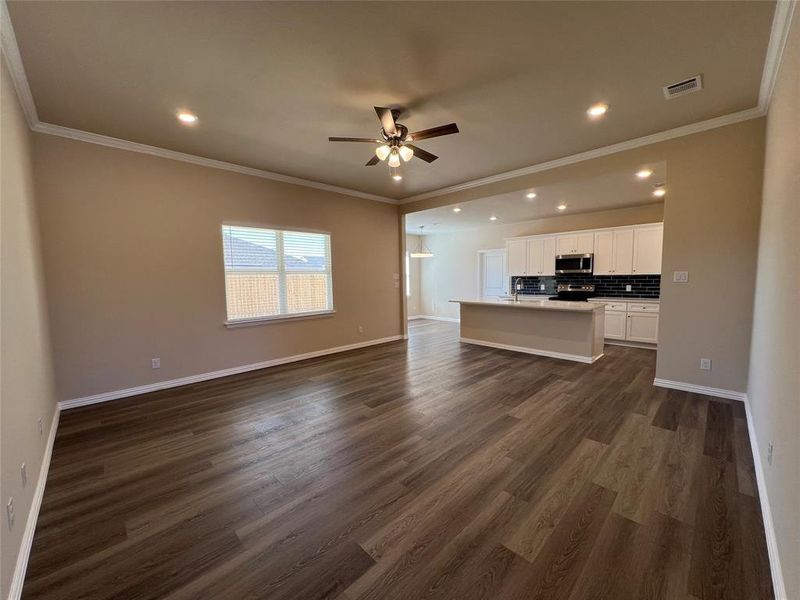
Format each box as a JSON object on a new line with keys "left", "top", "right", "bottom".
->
{"left": 416, "top": 204, "right": 664, "bottom": 320}
{"left": 405, "top": 234, "right": 422, "bottom": 317}
{"left": 403, "top": 118, "right": 765, "bottom": 393}
{"left": 0, "top": 58, "right": 58, "bottom": 597}
{"left": 748, "top": 14, "right": 799, "bottom": 599}
{"left": 32, "top": 134, "right": 403, "bottom": 402}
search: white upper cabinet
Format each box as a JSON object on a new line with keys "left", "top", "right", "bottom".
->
{"left": 556, "top": 232, "right": 594, "bottom": 255}
{"left": 593, "top": 228, "right": 633, "bottom": 275}
{"left": 541, "top": 236, "right": 556, "bottom": 276}
{"left": 593, "top": 231, "right": 614, "bottom": 274}
{"left": 576, "top": 232, "right": 595, "bottom": 254}
{"left": 632, "top": 225, "right": 663, "bottom": 274}
{"left": 525, "top": 236, "right": 557, "bottom": 276}
{"left": 507, "top": 223, "right": 662, "bottom": 277}
{"left": 614, "top": 228, "right": 634, "bottom": 275}
{"left": 507, "top": 239, "right": 527, "bottom": 276}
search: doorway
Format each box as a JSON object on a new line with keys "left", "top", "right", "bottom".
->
{"left": 478, "top": 249, "right": 507, "bottom": 298}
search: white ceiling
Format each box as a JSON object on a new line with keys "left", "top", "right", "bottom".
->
{"left": 6, "top": 1, "right": 775, "bottom": 200}
{"left": 405, "top": 161, "right": 667, "bottom": 234}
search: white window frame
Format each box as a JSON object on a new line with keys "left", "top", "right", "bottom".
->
{"left": 221, "top": 223, "right": 335, "bottom": 327}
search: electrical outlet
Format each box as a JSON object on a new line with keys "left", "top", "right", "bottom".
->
{"left": 673, "top": 271, "right": 689, "bottom": 283}
{"left": 625, "top": 284, "right": 632, "bottom": 292}
{"left": 699, "top": 358, "right": 712, "bottom": 371}
{"left": 20, "top": 463, "right": 27, "bottom": 487}
{"left": 37, "top": 417, "right": 43, "bottom": 437}
{"left": 358, "top": 325, "right": 364, "bottom": 333}
{"left": 151, "top": 358, "right": 161, "bottom": 369}
{"left": 6, "top": 498, "right": 14, "bottom": 531}
{"left": 767, "top": 442, "right": 774, "bottom": 466}
{"left": 539, "top": 284, "right": 545, "bottom": 291}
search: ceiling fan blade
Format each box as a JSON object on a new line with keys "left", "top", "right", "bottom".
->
{"left": 374, "top": 106, "right": 398, "bottom": 137}
{"left": 408, "top": 123, "right": 459, "bottom": 141}
{"left": 328, "top": 136, "right": 381, "bottom": 143}
{"left": 365, "top": 155, "right": 380, "bottom": 166}
{"left": 405, "top": 144, "right": 438, "bottom": 163}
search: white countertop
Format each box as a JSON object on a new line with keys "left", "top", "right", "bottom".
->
{"left": 592, "top": 296, "right": 660, "bottom": 302}
{"left": 450, "top": 298, "right": 604, "bottom": 313}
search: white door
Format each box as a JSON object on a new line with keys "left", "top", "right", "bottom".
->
{"left": 613, "top": 228, "right": 635, "bottom": 275}
{"left": 632, "top": 225, "right": 663, "bottom": 274}
{"left": 604, "top": 311, "right": 627, "bottom": 340}
{"left": 507, "top": 240, "right": 527, "bottom": 275}
{"left": 593, "top": 231, "right": 614, "bottom": 275}
{"left": 526, "top": 238, "right": 544, "bottom": 275}
{"left": 626, "top": 313, "right": 659, "bottom": 343}
{"left": 481, "top": 251, "right": 507, "bottom": 298}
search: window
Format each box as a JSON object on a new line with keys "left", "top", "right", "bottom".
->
{"left": 222, "top": 225, "right": 333, "bottom": 323}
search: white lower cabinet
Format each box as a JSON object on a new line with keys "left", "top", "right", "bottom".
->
{"left": 626, "top": 313, "right": 659, "bottom": 343}
{"left": 604, "top": 311, "right": 627, "bottom": 340}
{"left": 599, "top": 301, "right": 659, "bottom": 344}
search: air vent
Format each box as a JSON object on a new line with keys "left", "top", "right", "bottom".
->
{"left": 663, "top": 74, "right": 703, "bottom": 100}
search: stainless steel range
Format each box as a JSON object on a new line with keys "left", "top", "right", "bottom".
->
{"left": 549, "top": 284, "right": 596, "bottom": 302}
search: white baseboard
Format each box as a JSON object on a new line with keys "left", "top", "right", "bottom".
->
{"left": 409, "top": 315, "right": 460, "bottom": 323}
{"left": 604, "top": 340, "right": 657, "bottom": 350}
{"left": 8, "top": 405, "right": 60, "bottom": 600}
{"left": 460, "top": 337, "right": 602, "bottom": 364}
{"left": 743, "top": 397, "right": 787, "bottom": 599}
{"left": 652, "top": 378, "right": 747, "bottom": 402}
{"left": 59, "top": 335, "right": 404, "bottom": 410}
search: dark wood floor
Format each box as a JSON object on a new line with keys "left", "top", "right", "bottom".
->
{"left": 24, "top": 320, "right": 773, "bottom": 600}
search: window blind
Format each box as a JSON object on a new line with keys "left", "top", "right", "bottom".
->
{"left": 222, "top": 225, "right": 333, "bottom": 322}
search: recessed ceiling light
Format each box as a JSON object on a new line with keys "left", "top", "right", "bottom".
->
{"left": 526, "top": 192, "right": 537, "bottom": 199}
{"left": 177, "top": 111, "right": 198, "bottom": 124}
{"left": 653, "top": 187, "right": 666, "bottom": 198}
{"left": 392, "top": 173, "right": 403, "bottom": 182}
{"left": 557, "top": 204, "right": 567, "bottom": 211}
{"left": 452, "top": 207, "right": 461, "bottom": 213}
{"left": 636, "top": 169, "right": 653, "bottom": 179}
{"left": 587, "top": 103, "right": 608, "bottom": 118}
{"left": 489, "top": 216, "right": 498, "bottom": 221}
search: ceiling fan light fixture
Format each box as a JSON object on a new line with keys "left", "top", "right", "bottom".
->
{"left": 375, "top": 145, "right": 391, "bottom": 161}
{"left": 399, "top": 146, "right": 414, "bottom": 162}
{"left": 388, "top": 150, "right": 401, "bottom": 168}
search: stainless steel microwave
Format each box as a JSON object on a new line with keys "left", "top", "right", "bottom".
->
{"left": 555, "top": 254, "right": 593, "bottom": 274}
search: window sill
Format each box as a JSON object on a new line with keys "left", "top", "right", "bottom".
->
{"left": 224, "top": 310, "right": 336, "bottom": 328}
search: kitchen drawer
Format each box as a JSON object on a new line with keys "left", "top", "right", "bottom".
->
{"left": 627, "top": 302, "right": 660, "bottom": 313}
{"left": 601, "top": 302, "right": 628, "bottom": 312}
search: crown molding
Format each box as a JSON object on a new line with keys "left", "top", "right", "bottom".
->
{"left": 30, "top": 122, "right": 397, "bottom": 204}
{"left": 1, "top": 0, "right": 396, "bottom": 205}
{"left": 0, "top": 0, "right": 38, "bottom": 127}
{"left": 3, "top": 0, "right": 794, "bottom": 207}
{"left": 399, "top": 106, "right": 765, "bottom": 203}
{"left": 400, "top": 1, "right": 796, "bottom": 205}
{"left": 758, "top": 0, "right": 797, "bottom": 113}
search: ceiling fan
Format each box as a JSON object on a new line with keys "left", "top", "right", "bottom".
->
{"left": 329, "top": 107, "right": 459, "bottom": 179}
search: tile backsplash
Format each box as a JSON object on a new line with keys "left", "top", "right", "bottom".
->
{"left": 510, "top": 274, "right": 661, "bottom": 298}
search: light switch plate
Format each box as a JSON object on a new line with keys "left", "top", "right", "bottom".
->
{"left": 673, "top": 271, "right": 689, "bottom": 283}
{"left": 699, "top": 358, "right": 712, "bottom": 370}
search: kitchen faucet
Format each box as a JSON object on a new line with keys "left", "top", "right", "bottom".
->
{"left": 510, "top": 277, "right": 523, "bottom": 301}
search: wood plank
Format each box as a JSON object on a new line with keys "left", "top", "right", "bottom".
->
{"left": 20, "top": 321, "right": 773, "bottom": 600}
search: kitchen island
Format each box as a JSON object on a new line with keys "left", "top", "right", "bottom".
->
{"left": 449, "top": 298, "right": 605, "bottom": 363}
